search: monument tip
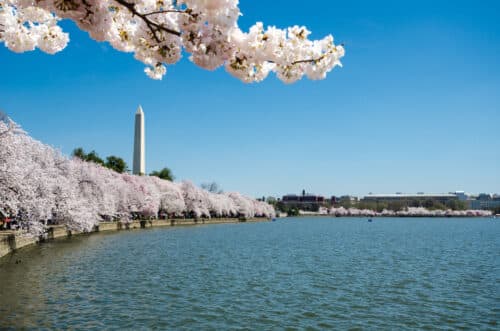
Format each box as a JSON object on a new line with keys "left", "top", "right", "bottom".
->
{"left": 136, "top": 105, "right": 144, "bottom": 114}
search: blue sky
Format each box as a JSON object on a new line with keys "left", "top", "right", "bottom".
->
{"left": 1, "top": 0, "right": 499, "bottom": 198}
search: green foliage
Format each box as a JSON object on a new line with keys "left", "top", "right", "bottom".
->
{"left": 423, "top": 199, "right": 443, "bottom": 210}
{"left": 266, "top": 197, "right": 278, "bottom": 205}
{"left": 274, "top": 201, "right": 311, "bottom": 216}
{"left": 356, "top": 201, "right": 390, "bottom": 212}
{"left": 375, "top": 202, "right": 388, "bottom": 212}
{"left": 338, "top": 200, "right": 352, "bottom": 209}
{"left": 357, "top": 198, "right": 468, "bottom": 212}
{"left": 356, "top": 201, "right": 376, "bottom": 211}
{"left": 387, "top": 201, "right": 405, "bottom": 212}
{"left": 310, "top": 204, "right": 320, "bottom": 212}
{"left": 72, "top": 147, "right": 86, "bottom": 160}
{"left": 72, "top": 148, "right": 104, "bottom": 165}
{"left": 105, "top": 156, "right": 128, "bottom": 173}
{"left": 336, "top": 196, "right": 360, "bottom": 209}
{"left": 287, "top": 208, "right": 300, "bottom": 216}
{"left": 445, "top": 200, "right": 467, "bottom": 210}
{"left": 409, "top": 199, "right": 420, "bottom": 208}
{"left": 72, "top": 147, "right": 128, "bottom": 173}
{"left": 265, "top": 197, "right": 278, "bottom": 210}
{"left": 85, "top": 151, "right": 105, "bottom": 166}
{"left": 150, "top": 167, "right": 174, "bottom": 181}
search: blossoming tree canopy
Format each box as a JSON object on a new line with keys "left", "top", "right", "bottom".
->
{"left": 0, "top": 0, "right": 345, "bottom": 82}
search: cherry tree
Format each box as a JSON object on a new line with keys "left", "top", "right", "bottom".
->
{"left": 226, "top": 192, "right": 254, "bottom": 218}
{"left": 207, "top": 192, "right": 237, "bottom": 217}
{"left": 0, "top": 0, "right": 344, "bottom": 82}
{"left": 147, "top": 176, "right": 186, "bottom": 217}
{"left": 0, "top": 116, "right": 57, "bottom": 233}
{"left": 181, "top": 180, "right": 211, "bottom": 218}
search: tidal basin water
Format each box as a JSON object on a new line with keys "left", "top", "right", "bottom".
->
{"left": 0, "top": 217, "right": 499, "bottom": 330}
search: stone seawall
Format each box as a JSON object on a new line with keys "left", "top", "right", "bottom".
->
{"left": 0, "top": 218, "right": 269, "bottom": 259}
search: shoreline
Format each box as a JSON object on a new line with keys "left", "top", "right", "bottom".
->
{"left": 0, "top": 217, "right": 270, "bottom": 259}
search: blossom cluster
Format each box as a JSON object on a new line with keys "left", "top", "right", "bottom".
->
{"left": 328, "top": 207, "right": 492, "bottom": 217}
{"left": 0, "top": 113, "right": 275, "bottom": 236}
{"left": 0, "top": 0, "right": 344, "bottom": 82}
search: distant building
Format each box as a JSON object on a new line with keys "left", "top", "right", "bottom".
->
{"left": 330, "top": 196, "right": 339, "bottom": 204}
{"left": 362, "top": 192, "right": 458, "bottom": 204}
{"left": 281, "top": 190, "right": 325, "bottom": 210}
{"left": 282, "top": 194, "right": 325, "bottom": 204}
{"left": 454, "top": 191, "right": 469, "bottom": 201}
{"left": 339, "top": 195, "right": 358, "bottom": 203}
{"left": 469, "top": 193, "right": 500, "bottom": 210}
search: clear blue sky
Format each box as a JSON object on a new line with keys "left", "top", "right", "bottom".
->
{"left": 1, "top": 0, "right": 499, "bottom": 198}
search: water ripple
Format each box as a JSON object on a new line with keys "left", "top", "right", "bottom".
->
{"left": 0, "top": 217, "right": 499, "bottom": 329}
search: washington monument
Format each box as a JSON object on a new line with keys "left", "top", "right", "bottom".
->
{"left": 133, "top": 105, "right": 145, "bottom": 175}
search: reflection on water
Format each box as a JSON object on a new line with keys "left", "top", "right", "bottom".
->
{"left": 0, "top": 218, "right": 499, "bottom": 329}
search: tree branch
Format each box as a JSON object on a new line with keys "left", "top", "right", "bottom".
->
{"left": 291, "top": 50, "right": 332, "bottom": 66}
{"left": 143, "top": 9, "right": 191, "bottom": 17}
{"left": 113, "top": 0, "right": 182, "bottom": 41}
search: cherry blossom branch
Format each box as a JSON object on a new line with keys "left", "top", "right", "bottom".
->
{"left": 113, "top": 0, "right": 182, "bottom": 40}
{"left": 143, "top": 9, "right": 192, "bottom": 17}
{"left": 80, "top": 0, "right": 93, "bottom": 21}
{"left": 2, "top": 1, "right": 345, "bottom": 82}
{"left": 290, "top": 45, "right": 344, "bottom": 65}
{"left": 291, "top": 54, "right": 329, "bottom": 65}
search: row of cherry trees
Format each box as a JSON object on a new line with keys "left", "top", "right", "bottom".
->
{"left": 0, "top": 114, "right": 275, "bottom": 236}
{"left": 328, "top": 207, "right": 492, "bottom": 217}
{"left": 0, "top": 0, "right": 344, "bottom": 82}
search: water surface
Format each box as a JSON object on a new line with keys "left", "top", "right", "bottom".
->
{"left": 0, "top": 217, "right": 499, "bottom": 329}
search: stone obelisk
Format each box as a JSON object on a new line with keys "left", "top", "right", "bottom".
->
{"left": 133, "top": 105, "right": 145, "bottom": 175}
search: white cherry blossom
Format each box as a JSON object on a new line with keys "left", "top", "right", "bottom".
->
{"left": 0, "top": 0, "right": 344, "bottom": 82}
